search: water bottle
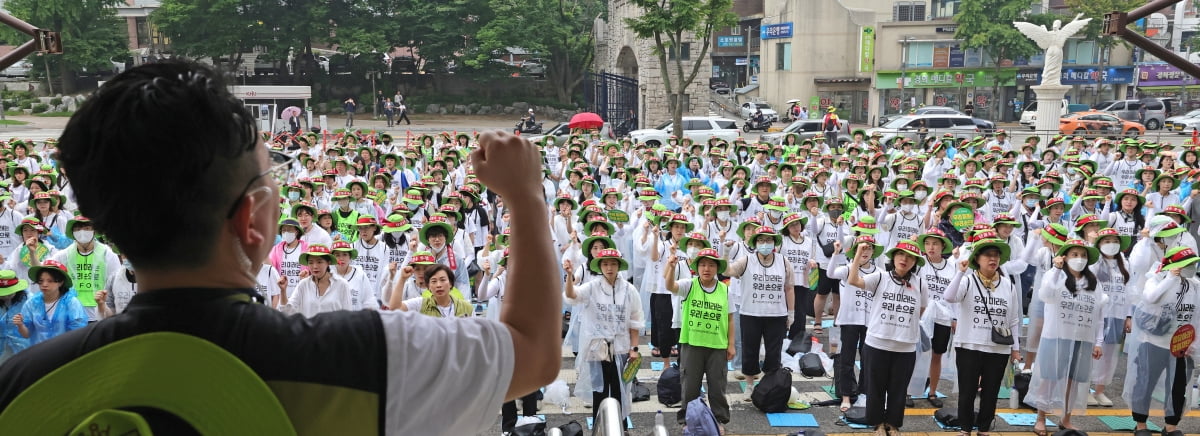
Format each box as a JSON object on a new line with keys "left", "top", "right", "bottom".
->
{"left": 811, "top": 335, "right": 821, "bottom": 353}
{"left": 830, "top": 326, "right": 841, "bottom": 354}
{"left": 1193, "top": 384, "right": 1198, "bottom": 407}
{"left": 655, "top": 410, "right": 664, "bottom": 428}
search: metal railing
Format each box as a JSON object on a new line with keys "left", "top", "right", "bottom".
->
{"left": 593, "top": 398, "right": 623, "bottom": 436}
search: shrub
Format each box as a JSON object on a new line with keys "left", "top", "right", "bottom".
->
{"left": 31, "top": 104, "right": 48, "bottom": 114}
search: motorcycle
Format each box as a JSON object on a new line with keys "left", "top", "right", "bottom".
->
{"left": 742, "top": 117, "right": 772, "bottom": 132}
{"left": 514, "top": 117, "right": 543, "bottom": 135}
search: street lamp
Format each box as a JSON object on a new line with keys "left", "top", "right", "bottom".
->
{"left": 366, "top": 69, "right": 381, "bottom": 119}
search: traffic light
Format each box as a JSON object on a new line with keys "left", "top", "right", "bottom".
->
{"left": 34, "top": 29, "right": 61, "bottom": 54}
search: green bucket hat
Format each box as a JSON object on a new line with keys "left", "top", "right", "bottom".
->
{"left": 581, "top": 230, "right": 616, "bottom": 254}
{"left": 298, "top": 244, "right": 335, "bottom": 265}
{"left": 969, "top": 238, "right": 1011, "bottom": 270}
{"left": 1161, "top": 246, "right": 1200, "bottom": 271}
{"left": 1039, "top": 223, "right": 1071, "bottom": 246}
{"left": 381, "top": 214, "right": 413, "bottom": 233}
{"left": 588, "top": 248, "right": 629, "bottom": 273}
{"left": 689, "top": 248, "right": 727, "bottom": 275}
{"left": 885, "top": 239, "right": 926, "bottom": 269}
{"left": 748, "top": 226, "right": 783, "bottom": 249}
{"left": 419, "top": 213, "right": 457, "bottom": 245}
{"left": 1056, "top": 238, "right": 1099, "bottom": 266}
{"left": 677, "top": 232, "right": 713, "bottom": 250}
{"left": 846, "top": 235, "right": 884, "bottom": 258}
{"left": 28, "top": 259, "right": 72, "bottom": 289}
{"left": 0, "top": 269, "right": 28, "bottom": 296}
{"left": 916, "top": 229, "right": 953, "bottom": 256}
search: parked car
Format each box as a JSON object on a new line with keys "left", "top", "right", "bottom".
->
{"left": 525, "top": 122, "right": 614, "bottom": 144}
{"left": 1020, "top": 100, "right": 1091, "bottom": 129}
{"left": 709, "top": 80, "right": 728, "bottom": 90}
{"left": 391, "top": 56, "right": 418, "bottom": 74}
{"left": 760, "top": 119, "right": 851, "bottom": 146}
{"left": 1059, "top": 110, "right": 1144, "bottom": 137}
{"left": 1092, "top": 99, "right": 1168, "bottom": 130}
{"left": 739, "top": 102, "right": 778, "bottom": 122}
{"left": 1165, "top": 109, "right": 1200, "bottom": 134}
{"left": 521, "top": 60, "right": 545, "bottom": 78}
{"left": 866, "top": 114, "right": 981, "bottom": 145}
{"left": 628, "top": 116, "right": 740, "bottom": 146}
{"left": 713, "top": 85, "right": 731, "bottom": 95}
{"left": 879, "top": 105, "right": 995, "bottom": 133}
{"left": 1, "top": 60, "right": 31, "bottom": 78}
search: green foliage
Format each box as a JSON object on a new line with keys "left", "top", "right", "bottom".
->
{"left": 956, "top": 0, "right": 1058, "bottom": 116}
{"left": 0, "top": 0, "right": 130, "bottom": 90}
{"left": 49, "top": 97, "right": 62, "bottom": 106}
{"left": 31, "top": 103, "right": 48, "bottom": 114}
{"left": 625, "top": 0, "right": 736, "bottom": 137}
{"left": 152, "top": 0, "right": 262, "bottom": 68}
{"left": 1064, "top": 0, "right": 1145, "bottom": 49}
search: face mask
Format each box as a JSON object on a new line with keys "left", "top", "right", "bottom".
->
{"left": 901, "top": 204, "right": 916, "bottom": 214}
{"left": 768, "top": 210, "right": 782, "bottom": 220}
{"left": 1183, "top": 265, "right": 1198, "bottom": 279}
{"left": 1066, "top": 257, "right": 1088, "bottom": 272}
{"left": 281, "top": 232, "right": 297, "bottom": 243}
{"left": 288, "top": 191, "right": 301, "bottom": 201}
{"left": 1040, "top": 188, "right": 1053, "bottom": 197}
{"left": 122, "top": 259, "right": 134, "bottom": 272}
{"left": 74, "top": 230, "right": 94, "bottom": 244}
{"left": 687, "top": 247, "right": 700, "bottom": 258}
{"left": 1025, "top": 199, "right": 1039, "bottom": 208}
{"left": 756, "top": 242, "right": 775, "bottom": 255}
{"left": 828, "top": 209, "right": 842, "bottom": 218}
{"left": 716, "top": 211, "right": 730, "bottom": 221}
{"left": 914, "top": 191, "right": 928, "bottom": 200}
{"left": 1099, "top": 243, "right": 1121, "bottom": 256}
{"left": 896, "top": 183, "right": 908, "bottom": 191}
{"left": 739, "top": 151, "right": 748, "bottom": 158}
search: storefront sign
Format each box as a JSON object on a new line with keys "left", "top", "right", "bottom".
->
{"left": 933, "top": 43, "right": 950, "bottom": 68}
{"left": 935, "top": 26, "right": 958, "bottom": 33}
{"left": 735, "top": 58, "right": 748, "bottom": 66}
{"left": 761, "top": 23, "right": 793, "bottom": 40}
{"left": 1014, "top": 66, "right": 1135, "bottom": 86}
{"left": 875, "top": 70, "right": 1009, "bottom": 89}
{"left": 948, "top": 44, "right": 964, "bottom": 68}
{"left": 859, "top": 26, "right": 875, "bottom": 73}
{"left": 717, "top": 35, "right": 744, "bottom": 47}
{"left": 1136, "top": 63, "right": 1200, "bottom": 86}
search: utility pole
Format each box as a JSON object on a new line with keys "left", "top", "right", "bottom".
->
{"left": 745, "top": 25, "right": 753, "bottom": 88}
{"left": 900, "top": 36, "right": 911, "bottom": 111}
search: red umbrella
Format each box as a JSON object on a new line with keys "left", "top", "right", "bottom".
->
{"left": 569, "top": 112, "right": 604, "bottom": 129}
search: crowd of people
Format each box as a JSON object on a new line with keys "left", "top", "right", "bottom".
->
{"left": 0, "top": 63, "right": 1198, "bottom": 435}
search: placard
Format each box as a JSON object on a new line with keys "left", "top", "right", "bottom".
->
{"left": 608, "top": 209, "right": 630, "bottom": 223}
{"left": 950, "top": 207, "right": 975, "bottom": 231}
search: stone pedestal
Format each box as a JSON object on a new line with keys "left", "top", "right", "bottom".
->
{"left": 1030, "top": 84, "right": 1070, "bottom": 146}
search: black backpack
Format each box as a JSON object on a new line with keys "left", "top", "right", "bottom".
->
{"left": 631, "top": 379, "right": 651, "bottom": 402}
{"left": 799, "top": 353, "right": 826, "bottom": 378}
{"left": 658, "top": 363, "right": 682, "bottom": 406}
{"left": 843, "top": 406, "right": 868, "bottom": 425}
{"left": 787, "top": 333, "right": 813, "bottom": 355}
{"left": 934, "top": 407, "right": 960, "bottom": 428}
{"left": 1013, "top": 372, "right": 1035, "bottom": 409}
{"left": 750, "top": 367, "right": 793, "bottom": 413}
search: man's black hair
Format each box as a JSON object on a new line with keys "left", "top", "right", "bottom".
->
{"left": 56, "top": 60, "right": 258, "bottom": 269}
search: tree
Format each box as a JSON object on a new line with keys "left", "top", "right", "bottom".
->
{"left": 470, "top": 0, "right": 604, "bottom": 104}
{"left": 153, "top": 0, "right": 263, "bottom": 73}
{"left": 955, "top": 0, "right": 1056, "bottom": 119}
{"left": 626, "top": 0, "right": 736, "bottom": 137}
{"left": 1064, "top": 0, "right": 1145, "bottom": 52}
{"left": 1, "top": 0, "right": 129, "bottom": 94}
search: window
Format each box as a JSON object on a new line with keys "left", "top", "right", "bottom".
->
{"left": 135, "top": 17, "right": 151, "bottom": 47}
{"left": 731, "top": 26, "right": 740, "bottom": 36}
{"left": 776, "top": 42, "right": 792, "bottom": 70}
{"left": 905, "top": 42, "right": 934, "bottom": 67}
{"left": 927, "top": 118, "right": 952, "bottom": 128}
{"left": 671, "top": 94, "right": 692, "bottom": 112}
{"left": 668, "top": 43, "right": 692, "bottom": 61}
{"left": 930, "top": 0, "right": 959, "bottom": 19}
{"left": 1146, "top": 101, "right": 1164, "bottom": 110}
{"left": 952, "top": 118, "right": 975, "bottom": 126}
{"left": 684, "top": 120, "right": 709, "bottom": 131}
{"left": 893, "top": 1, "right": 927, "bottom": 22}
{"left": 714, "top": 120, "right": 737, "bottom": 129}
{"left": 1064, "top": 40, "right": 1096, "bottom": 64}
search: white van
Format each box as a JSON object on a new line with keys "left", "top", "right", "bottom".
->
{"left": 1019, "top": 99, "right": 1068, "bottom": 129}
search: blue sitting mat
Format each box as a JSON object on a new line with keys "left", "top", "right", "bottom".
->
{"left": 909, "top": 387, "right": 948, "bottom": 399}
{"left": 766, "top": 413, "right": 818, "bottom": 427}
{"left": 933, "top": 415, "right": 958, "bottom": 430}
{"left": 585, "top": 417, "right": 633, "bottom": 429}
{"left": 650, "top": 361, "right": 664, "bottom": 371}
{"left": 839, "top": 417, "right": 870, "bottom": 429}
{"left": 1097, "top": 416, "right": 1160, "bottom": 432}
{"left": 997, "top": 413, "right": 1055, "bottom": 427}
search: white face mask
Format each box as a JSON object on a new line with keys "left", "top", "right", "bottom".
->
{"left": 1099, "top": 243, "right": 1121, "bottom": 256}
{"left": 756, "top": 242, "right": 775, "bottom": 255}
{"left": 288, "top": 191, "right": 301, "bottom": 201}
{"left": 687, "top": 247, "right": 699, "bottom": 258}
{"left": 281, "top": 232, "right": 297, "bottom": 243}
{"left": 900, "top": 203, "right": 916, "bottom": 214}
{"left": 1040, "top": 188, "right": 1053, "bottom": 197}
{"left": 716, "top": 211, "right": 730, "bottom": 221}
{"left": 74, "top": 230, "right": 94, "bottom": 244}
{"left": 914, "top": 191, "right": 928, "bottom": 200}
{"left": 1183, "top": 265, "right": 1198, "bottom": 279}
{"left": 122, "top": 259, "right": 134, "bottom": 272}
{"left": 768, "top": 210, "right": 782, "bottom": 220}
{"left": 1025, "top": 199, "right": 1040, "bottom": 208}
{"left": 896, "top": 183, "right": 908, "bottom": 191}
{"left": 1066, "top": 257, "right": 1088, "bottom": 272}
{"left": 739, "top": 151, "right": 748, "bottom": 158}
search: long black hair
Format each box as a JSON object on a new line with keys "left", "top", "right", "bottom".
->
{"left": 1065, "top": 251, "right": 1099, "bottom": 294}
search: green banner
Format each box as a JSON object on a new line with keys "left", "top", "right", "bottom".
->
{"left": 860, "top": 26, "right": 875, "bottom": 73}
{"left": 607, "top": 209, "right": 629, "bottom": 223}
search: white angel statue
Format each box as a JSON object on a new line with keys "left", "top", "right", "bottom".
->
{"left": 1014, "top": 13, "right": 1091, "bottom": 87}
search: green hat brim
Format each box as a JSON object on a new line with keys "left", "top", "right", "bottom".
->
{"left": 1039, "top": 225, "right": 1070, "bottom": 246}
{"left": 298, "top": 252, "right": 335, "bottom": 265}
{"left": 847, "top": 242, "right": 885, "bottom": 259}
{"left": 690, "top": 255, "right": 728, "bottom": 275}
{"left": 588, "top": 256, "right": 630, "bottom": 273}
{"left": 1055, "top": 243, "right": 1099, "bottom": 265}
{"left": 581, "top": 235, "right": 616, "bottom": 253}
{"left": 885, "top": 246, "right": 926, "bottom": 268}
{"left": 28, "top": 265, "right": 71, "bottom": 289}
{"left": 419, "top": 221, "right": 456, "bottom": 246}
{"left": 0, "top": 278, "right": 27, "bottom": 296}
{"left": 677, "top": 236, "right": 713, "bottom": 251}
{"left": 331, "top": 247, "right": 359, "bottom": 259}
{"left": 748, "top": 233, "right": 783, "bottom": 249}
{"left": 916, "top": 233, "right": 953, "bottom": 255}
{"left": 1162, "top": 254, "right": 1200, "bottom": 271}
{"left": 969, "top": 240, "right": 1011, "bottom": 269}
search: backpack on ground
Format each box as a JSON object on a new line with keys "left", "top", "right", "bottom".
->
{"left": 682, "top": 397, "right": 721, "bottom": 436}
{"left": 512, "top": 416, "right": 547, "bottom": 436}
{"left": 750, "top": 367, "right": 793, "bottom": 413}
{"left": 631, "top": 379, "right": 651, "bottom": 402}
{"left": 555, "top": 420, "right": 584, "bottom": 436}
{"left": 798, "top": 353, "right": 825, "bottom": 377}
{"left": 786, "top": 333, "right": 813, "bottom": 355}
{"left": 1013, "top": 372, "right": 1035, "bottom": 409}
{"left": 657, "top": 363, "right": 682, "bottom": 406}
{"left": 934, "top": 407, "right": 960, "bottom": 428}
{"left": 842, "top": 406, "right": 868, "bottom": 425}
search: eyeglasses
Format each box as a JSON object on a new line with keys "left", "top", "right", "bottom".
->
{"left": 226, "top": 150, "right": 294, "bottom": 219}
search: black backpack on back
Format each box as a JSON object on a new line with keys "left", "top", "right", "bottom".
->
{"left": 750, "top": 367, "right": 793, "bottom": 413}
{"left": 657, "top": 363, "right": 682, "bottom": 406}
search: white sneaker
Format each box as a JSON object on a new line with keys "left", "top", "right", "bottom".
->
{"left": 1095, "top": 392, "right": 1114, "bottom": 407}
{"left": 1086, "top": 392, "right": 1098, "bottom": 406}
{"left": 733, "top": 371, "right": 746, "bottom": 380}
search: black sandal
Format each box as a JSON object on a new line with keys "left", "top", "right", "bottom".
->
{"left": 651, "top": 348, "right": 661, "bottom": 357}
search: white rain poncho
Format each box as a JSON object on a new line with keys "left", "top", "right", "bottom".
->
{"left": 567, "top": 276, "right": 644, "bottom": 420}
{"left": 1122, "top": 272, "right": 1200, "bottom": 419}
{"left": 1024, "top": 268, "right": 1106, "bottom": 415}
{"left": 1088, "top": 254, "right": 1133, "bottom": 386}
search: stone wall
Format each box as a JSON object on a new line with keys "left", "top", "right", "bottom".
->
{"left": 596, "top": 0, "right": 715, "bottom": 129}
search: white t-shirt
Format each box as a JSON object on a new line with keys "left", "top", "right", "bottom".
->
{"left": 282, "top": 275, "right": 353, "bottom": 317}
{"left": 379, "top": 310, "right": 513, "bottom": 434}
{"left": 254, "top": 264, "right": 280, "bottom": 307}
{"left": 104, "top": 268, "right": 138, "bottom": 314}
{"left": 862, "top": 270, "right": 928, "bottom": 353}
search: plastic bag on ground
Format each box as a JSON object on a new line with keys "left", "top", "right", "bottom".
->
{"left": 543, "top": 379, "right": 571, "bottom": 413}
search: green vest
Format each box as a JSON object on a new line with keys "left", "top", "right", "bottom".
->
{"left": 679, "top": 279, "right": 729, "bottom": 349}
{"left": 842, "top": 191, "right": 860, "bottom": 221}
{"left": 335, "top": 209, "right": 360, "bottom": 241}
{"left": 70, "top": 245, "right": 107, "bottom": 308}
{"left": 418, "top": 294, "right": 472, "bottom": 318}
